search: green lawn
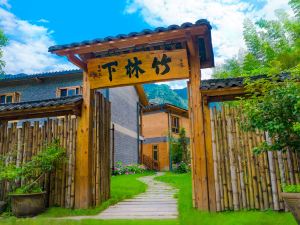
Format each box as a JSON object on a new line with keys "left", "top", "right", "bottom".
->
{"left": 155, "top": 172, "right": 297, "bottom": 225}
{"left": 0, "top": 172, "right": 297, "bottom": 225}
{"left": 38, "top": 172, "right": 153, "bottom": 217}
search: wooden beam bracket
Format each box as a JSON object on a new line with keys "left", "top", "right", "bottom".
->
{"left": 67, "top": 54, "right": 88, "bottom": 71}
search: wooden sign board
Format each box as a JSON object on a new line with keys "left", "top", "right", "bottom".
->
{"left": 87, "top": 49, "right": 189, "bottom": 89}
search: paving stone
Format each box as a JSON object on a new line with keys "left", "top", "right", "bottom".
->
{"left": 59, "top": 172, "right": 178, "bottom": 220}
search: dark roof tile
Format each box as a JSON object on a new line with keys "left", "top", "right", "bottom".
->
{"left": 0, "top": 69, "right": 82, "bottom": 83}
{"left": 49, "top": 19, "right": 212, "bottom": 52}
{"left": 0, "top": 95, "right": 82, "bottom": 113}
{"left": 200, "top": 74, "right": 290, "bottom": 90}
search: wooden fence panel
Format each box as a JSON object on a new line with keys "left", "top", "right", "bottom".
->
{"left": 0, "top": 116, "right": 77, "bottom": 208}
{"left": 0, "top": 92, "right": 111, "bottom": 208}
{"left": 211, "top": 105, "right": 300, "bottom": 211}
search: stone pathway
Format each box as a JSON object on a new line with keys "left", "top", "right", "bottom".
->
{"left": 63, "top": 172, "right": 178, "bottom": 220}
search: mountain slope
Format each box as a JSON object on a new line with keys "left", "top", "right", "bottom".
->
{"left": 143, "top": 84, "right": 188, "bottom": 109}
{"left": 174, "top": 88, "right": 188, "bottom": 100}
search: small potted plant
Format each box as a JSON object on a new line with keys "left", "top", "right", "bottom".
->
{"left": 281, "top": 185, "right": 300, "bottom": 224}
{"left": 0, "top": 139, "right": 66, "bottom": 217}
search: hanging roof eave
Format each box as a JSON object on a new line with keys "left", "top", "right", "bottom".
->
{"left": 48, "top": 20, "right": 214, "bottom": 70}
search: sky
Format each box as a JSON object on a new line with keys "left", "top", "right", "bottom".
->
{"left": 0, "top": 0, "right": 291, "bottom": 89}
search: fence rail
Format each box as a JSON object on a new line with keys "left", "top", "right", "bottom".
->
{"left": 210, "top": 105, "right": 300, "bottom": 211}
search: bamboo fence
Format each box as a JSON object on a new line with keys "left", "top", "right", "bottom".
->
{"left": 210, "top": 105, "right": 300, "bottom": 212}
{"left": 0, "top": 92, "right": 111, "bottom": 208}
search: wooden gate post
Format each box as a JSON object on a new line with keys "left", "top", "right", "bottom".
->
{"left": 75, "top": 71, "right": 94, "bottom": 208}
{"left": 187, "top": 34, "right": 210, "bottom": 211}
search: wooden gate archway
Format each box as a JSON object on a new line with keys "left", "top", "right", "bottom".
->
{"left": 49, "top": 19, "right": 215, "bottom": 210}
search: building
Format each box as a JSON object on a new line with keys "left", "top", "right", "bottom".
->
{"left": 142, "top": 103, "right": 190, "bottom": 171}
{"left": 0, "top": 69, "right": 148, "bottom": 166}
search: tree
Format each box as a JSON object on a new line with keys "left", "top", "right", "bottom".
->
{"left": 0, "top": 29, "right": 8, "bottom": 74}
{"left": 240, "top": 70, "right": 300, "bottom": 154}
{"left": 213, "top": 0, "right": 300, "bottom": 78}
{"left": 170, "top": 128, "right": 189, "bottom": 164}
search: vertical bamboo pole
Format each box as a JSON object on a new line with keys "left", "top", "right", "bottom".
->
{"left": 203, "top": 98, "right": 216, "bottom": 211}
{"left": 210, "top": 108, "right": 220, "bottom": 211}
{"left": 266, "top": 133, "right": 279, "bottom": 210}
{"left": 215, "top": 109, "right": 224, "bottom": 211}
{"left": 225, "top": 107, "right": 239, "bottom": 211}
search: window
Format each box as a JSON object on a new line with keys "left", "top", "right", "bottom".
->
{"left": 0, "top": 92, "right": 20, "bottom": 104}
{"left": 153, "top": 145, "right": 158, "bottom": 161}
{"left": 171, "top": 116, "right": 180, "bottom": 133}
{"left": 57, "top": 86, "right": 81, "bottom": 97}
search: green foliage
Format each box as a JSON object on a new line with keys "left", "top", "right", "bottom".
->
{"left": 282, "top": 184, "right": 300, "bottom": 193}
{"left": 0, "top": 139, "right": 66, "bottom": 194}
{"left": 14, "top": 185, "right": 43, "bottom": 195}
{"left": 112, "top": 161, "right": 146, "bottom": 176}
{"left": 0, "top": 29, "right": 8, "bottom": 75}
{"left": 213, "top": 0, "right": 300, "bottom": 79}
{"left": 170, "top": 128, "right": 190, "bottom": 165}
{"left": 240, "top": 73, "right": 300, "bottom": 153}
{"left": 143, "top": 83, "right": 188, "bottom": 109}
{"left": 174, "top": 162, "right": 190, "bottom": 174}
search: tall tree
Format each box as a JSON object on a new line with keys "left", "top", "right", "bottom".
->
{"left": 213, "top": 0, "right": 300, "bottom": 78}
{"left": 0, "top": 29, "right": 8, "bottom": 75}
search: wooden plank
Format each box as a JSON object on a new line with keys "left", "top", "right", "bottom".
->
{"left": 186, "top": 34, "right": 209, "bottom": 210}
{"left": 87, "top": 49, "right": 189, "bottom": 89}
{"left": 75, "top": 71, "right": 94, "bottom": 208}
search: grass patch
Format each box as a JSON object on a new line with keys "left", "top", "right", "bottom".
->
{"left": 0, "top": 172, "right": 154, "bottom": 223}
{"left": 38, "top": 172, "right": 154, "bottom": 217}
{"left": 0, "top": 218, "right": 178, "bottom": 225}
{"left": 155, "top": 172, "right": 297, "bottom": 225}
{"left": 0, "top": 172, "right": 296, "bottom": 225}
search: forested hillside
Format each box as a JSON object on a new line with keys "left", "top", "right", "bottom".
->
{"left": 143, "top": 84, "right": 188, "bottom": 109}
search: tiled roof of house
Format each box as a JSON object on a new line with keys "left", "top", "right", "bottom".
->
{"left": 0, "top": 69, "right": 82, "bottom": 82}
{"left": 0, "top": 95, "right": 82, "bottom": 112}
{"left": 143, "top": 103, "right": 188, "bottom": 117}
{"left": 200, "top": 73, "right": 291, "bottom": 90}
{"left": 48, "top": 19, "right": 212, "bottom": 53}
{"left": 143, "top": 103, "right": 187, "bottom": 111}
{"left": 200, "top": 75, "right": 274, "bottom": 90}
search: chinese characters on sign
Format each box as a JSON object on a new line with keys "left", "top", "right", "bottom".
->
{"left": 87, "top": 49, "right": 189, "bottom": 89}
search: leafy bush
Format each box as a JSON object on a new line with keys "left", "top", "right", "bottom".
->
{"left": 174, "top": 162, "right": 190, "bottom": 173}
{"left": 240, "top": 73, "right": 300, "bottom": 153}
{"left": 112, "top": 162, "right": 146, "bottom": 176}
{"left": 0, "top": 139, "right": 66, "bottom": 194}
{"left": 170, "top": 128, "right": 190, "bottom": 164}
{"left": 282, "top": 184, "right": 300, "bottom": 193}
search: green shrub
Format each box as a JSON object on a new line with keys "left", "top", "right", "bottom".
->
{"left": 282, "top": 184, "right": 300, "bottom": 193}
{"left": 174, "top": 161, "right": 190, "bottom": 173}
{"left": 112, "top": 161, "right": 146, "bottom": 176}
{"left": 0, "top": 139, "right": 66, "bottom": 194}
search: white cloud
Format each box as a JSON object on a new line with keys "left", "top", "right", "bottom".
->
{"left": 125, "top": 0, "right": 290, "bottom": 88}
{"left": 37, "top": 18, "right": 49, "bottom": 23}
{"left": 0, "top": 7, "right": 75, "bottom": 75}
{"left": 0, "top": 0, "right": 10, "bottom": 9}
